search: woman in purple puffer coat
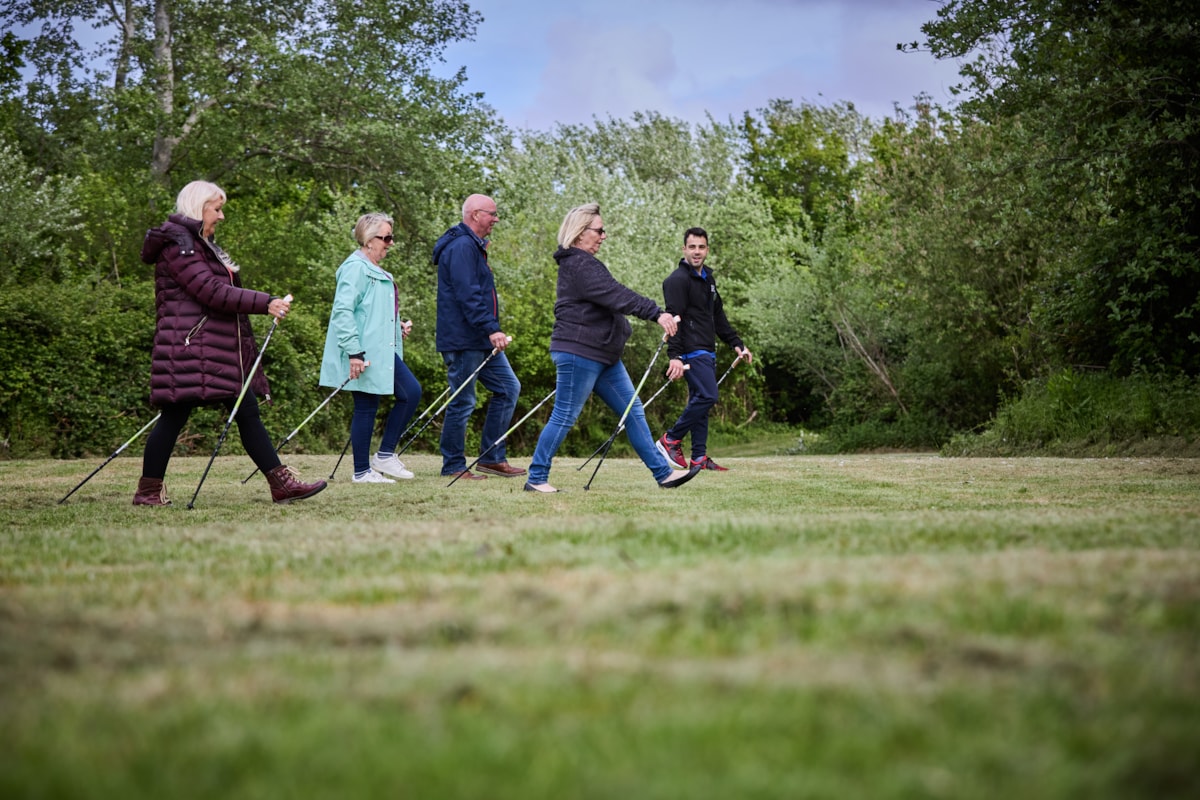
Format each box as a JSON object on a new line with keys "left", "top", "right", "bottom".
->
{"left": 133, "top": 180, "right": 326, "bottom": 506}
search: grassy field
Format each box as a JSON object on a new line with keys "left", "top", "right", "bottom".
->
{"left": 2, "top": 451, "right": 1198, "bottom": 799}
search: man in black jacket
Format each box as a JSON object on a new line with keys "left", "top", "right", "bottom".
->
{"left": 655, "top": 227, "right": 752, "bottom": 471}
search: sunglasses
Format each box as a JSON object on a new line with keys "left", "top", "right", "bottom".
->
{"left": 586, "top": 226, "right": 606, "bottom": 235}
{"left": 373, "top": 234, "right": 395, "bottom": 244}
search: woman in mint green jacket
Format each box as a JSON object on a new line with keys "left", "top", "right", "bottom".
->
{"left": 320, "top": 212, "right": 422, "bottom": 483}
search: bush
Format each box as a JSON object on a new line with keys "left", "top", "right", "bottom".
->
{"left": 0, "top": 282, "right": 155, "bottom": 457}
{"left": 943, "top": 370, "right": 1200, "bottom": 457}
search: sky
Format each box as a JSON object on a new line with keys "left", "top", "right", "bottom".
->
{"left": 434, "top": 0, "right": 965, "bottom": 131}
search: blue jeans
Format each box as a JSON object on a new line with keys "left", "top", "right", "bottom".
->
{"left": 665, "top": 353, "right": 718, "bottom": 460}
{"left": 440, "top": 349, "right": 521, "bottom": 475}
{"left": 528, "top": 351, "right": 673, "bottom": 485}
{"left": 350, "top": 355, "right": 422, "bottom": 474}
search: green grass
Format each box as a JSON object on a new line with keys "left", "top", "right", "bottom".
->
{"left": 2, "top": 453, "right": 1199, "bottom": 798}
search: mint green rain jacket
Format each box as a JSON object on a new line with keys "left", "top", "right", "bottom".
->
{"left": 319, "top": 250, "right": 403, "bottom": 395}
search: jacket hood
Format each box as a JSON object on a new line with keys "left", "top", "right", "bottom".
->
{"left": 553, "top": 245, "right": 587, "bottom": 264}
{"left": 432, "top": 222, "right": 478, "bottom": 264}
{"left": 141, "top": 214, "right": 203, "bottom": 264}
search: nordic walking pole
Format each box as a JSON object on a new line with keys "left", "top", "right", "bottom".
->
{"left": 187, "top": 295, "right": 291, "bottom": 509}
{"left": 577, "top": 364, "right": 688, "bottom": 470}
{"left": 57, "top": 412, "right": 163, "bottom": 504}
{"left": 584, "top": 320, "right": 677, "bottom": 491}
{"left": 448, "top": 388, "right": 557, "bottom": 487}
{"left": 328, "top": 380, "right": 450, "bottom": 481}
{"left": 328, "top": 435, "right": 353, "bottom": 480}
{"left": 394, "top": 337, "right": 510, "bottom": 457}
{"left": 716, "top": 350, "right": 749, "bottom": 387}
{"left": 241, "top": 368, "right": 364, "bottom": 484}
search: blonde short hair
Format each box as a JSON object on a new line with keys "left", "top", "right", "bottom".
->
{"left": 353, "top": 212, "right": 394, "bottom": 247}
{"left": 175, "top": 180, "right": 226, "bottom": 222}
{"left": 558, "top": 202, "right": 601, "bottom": 249}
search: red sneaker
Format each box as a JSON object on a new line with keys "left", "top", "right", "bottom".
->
{"left": 690, "top": 455, "right": 729, "bottom": 472}
{"left": 656, "top": 434, "right": 687, "bottom": 469}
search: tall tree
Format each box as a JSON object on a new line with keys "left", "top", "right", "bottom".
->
{"left": 740, "top": 99, "right": 873, "bottom": 239}
{"left": 918, "top": 0, "right": 1200, "bottom": 374}
{"left": 1, "top": 0, "right": 496, "bottom": 224}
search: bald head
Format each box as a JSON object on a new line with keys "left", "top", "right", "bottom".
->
{"left": 462, "top": 194, "right": 499, "bottom": 238}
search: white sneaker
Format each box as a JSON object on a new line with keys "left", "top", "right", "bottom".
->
{"left": 352, "top": 469, "right": 395, "bottom": 484}
{"left": 371, "top": 453, "right": 414, "bottom": 479}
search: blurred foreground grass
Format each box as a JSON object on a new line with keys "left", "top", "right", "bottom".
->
{"left": 2, "top": 454, "right": 1199, "bottom": 798}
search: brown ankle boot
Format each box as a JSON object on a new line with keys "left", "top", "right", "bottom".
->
{"left": 133, "top": 477, "right": 171, "bottom": 506}
{"left": 265, "top": 465, "right": 327, "bottom": 504}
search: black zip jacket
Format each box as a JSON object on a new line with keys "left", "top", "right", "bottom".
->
{"left": 662, "top": 260, "right": 743, "bottom": 361}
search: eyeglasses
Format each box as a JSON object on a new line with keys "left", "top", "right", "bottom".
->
{"left": 474, "top": 209, "right": 499, "bottom": 218}
{"left": 586, "top": 226, "right": 606, "bottom": 235}
{"left": 373, "top": 235, "right": 395, "bottom": 244}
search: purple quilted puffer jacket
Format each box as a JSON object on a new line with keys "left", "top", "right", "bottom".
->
{"left": 141, "top": 214, "right": 273, "bottom": 407}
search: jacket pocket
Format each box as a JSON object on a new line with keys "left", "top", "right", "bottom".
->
{"left": 184, "top": 315, "right": 208, "bottom": 347}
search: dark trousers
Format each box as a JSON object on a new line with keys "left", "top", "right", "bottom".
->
{"left": 350, "top": 354, "right": 423, "bottom": 474}
{"left": 665, "top": 353, "right": 718, "bottom": 460}
{"left": 142, "top": 396, "right": 279, "bottom": 479}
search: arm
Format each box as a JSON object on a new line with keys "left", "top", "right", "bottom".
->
{"left": 442, "top": 241, "right": 501, "bottom": 338}
{"left": 166, "top": 248, "right": 271, "bottom": 316}
{"left": 662, "top": 270, "right": 690, "bottom": 362}
{"left": 713, "top": 288, "right": 748, "bottom": 361}
{"left": 328, "top": 261, "right": 367, "bottom": 358}
{"left": 575, "top": 256, "right": 662, "bottom": 321}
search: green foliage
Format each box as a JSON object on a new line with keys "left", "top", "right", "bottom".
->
{"left": 922, "top": 0, "right": 1200, "bottom": 374}
{"left": 0, "top": 282, "right": 154, "bottom": 457}
{"left": 944, "top": 370, "right": 1200, "bottom": 456}
{"left": 741, "top": 99, "right": 873, "bottom": 238}
{"left": 4, "top": 0, "right": 1198, "bottom": 457}
{"left": 0, "top": 136, "right": 82, "bottom": 286}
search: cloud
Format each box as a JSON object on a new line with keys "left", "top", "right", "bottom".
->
{"left": 447, "top": 0, "right": 963, "bottom": 130}
{"left": 523, "top": 19, "right": 678, "bottom": 128}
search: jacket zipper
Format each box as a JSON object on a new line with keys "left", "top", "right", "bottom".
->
{"left": 184, "top": 316, "right": 207, "bottom": 346}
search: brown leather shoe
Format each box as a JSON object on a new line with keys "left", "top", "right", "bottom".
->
{"left": 446, "top": 469, "right": 487, "bottom": 481}
{"left": 266, "top": 464, "right": 327, "bottom": 504}
{"left": 476, "top": 461, "right": 527, "bottom": 478}
{"left": 133, "top": 477, "right": 171, "bottom": 506}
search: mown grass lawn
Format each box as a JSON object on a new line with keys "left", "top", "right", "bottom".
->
{"left": 2, "top": 452, "right": 1198, "bottom": 799}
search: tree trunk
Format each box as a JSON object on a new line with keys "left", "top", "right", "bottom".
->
{"left": 113, "top": 0, "right": 136, "bottom": 90}
{"left": 149, "top": 0, "right": 176, "bottom": 182}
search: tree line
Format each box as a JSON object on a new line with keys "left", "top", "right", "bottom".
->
{"left": 1, "top": 0, "right": 1196, "bottom": 458}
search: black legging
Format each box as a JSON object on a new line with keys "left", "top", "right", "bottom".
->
{"left": 141, "top": 396, "right": 281, "bottom": 480}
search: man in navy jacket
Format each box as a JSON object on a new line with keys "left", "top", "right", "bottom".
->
{"left": 432, "top": 194, "right": 525, "bottom": 480}
{"left": 656, "top": 227, "right": 752, "bottom": 472}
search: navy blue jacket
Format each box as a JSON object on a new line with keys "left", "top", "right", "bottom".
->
{"left": 432, "top": 222, "right": 500, "bottom": 352}
{"left": 549, "top": 246, "right": 664, "bottom": 366}
{"left": 662, "top": 259, "right": 743, "bottom": 361}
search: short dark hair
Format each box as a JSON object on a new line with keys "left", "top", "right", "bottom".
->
{"left": 683, "top": 227, "right": 708, "bottom": 245}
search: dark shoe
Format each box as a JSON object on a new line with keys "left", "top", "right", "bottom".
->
{"left": 266, "top": 465, "right": 327, "bottom": 504}
{"left": 524, "top": 482, "right": 560, "bottom": 493}
{"left": 447, "top": 469, "right": 487, "bottom": 481}
{"left": 477, "top": 461, "right": 527, "bottom": 478}
{"left": 133, "top": 477, "right": 171, "bottom": 506}
{"left": 656, "top": 434, "right": 687, "bottom": 469}
{"left": 658, "top": 465, "right": 702, "bottom": 489}
{"left": 690, "top": 455, "right": 729, "bottom": 472}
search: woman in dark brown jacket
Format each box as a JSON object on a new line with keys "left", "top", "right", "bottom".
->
{"left": 133, "top": 180, "right": 326, "bottom": 506}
